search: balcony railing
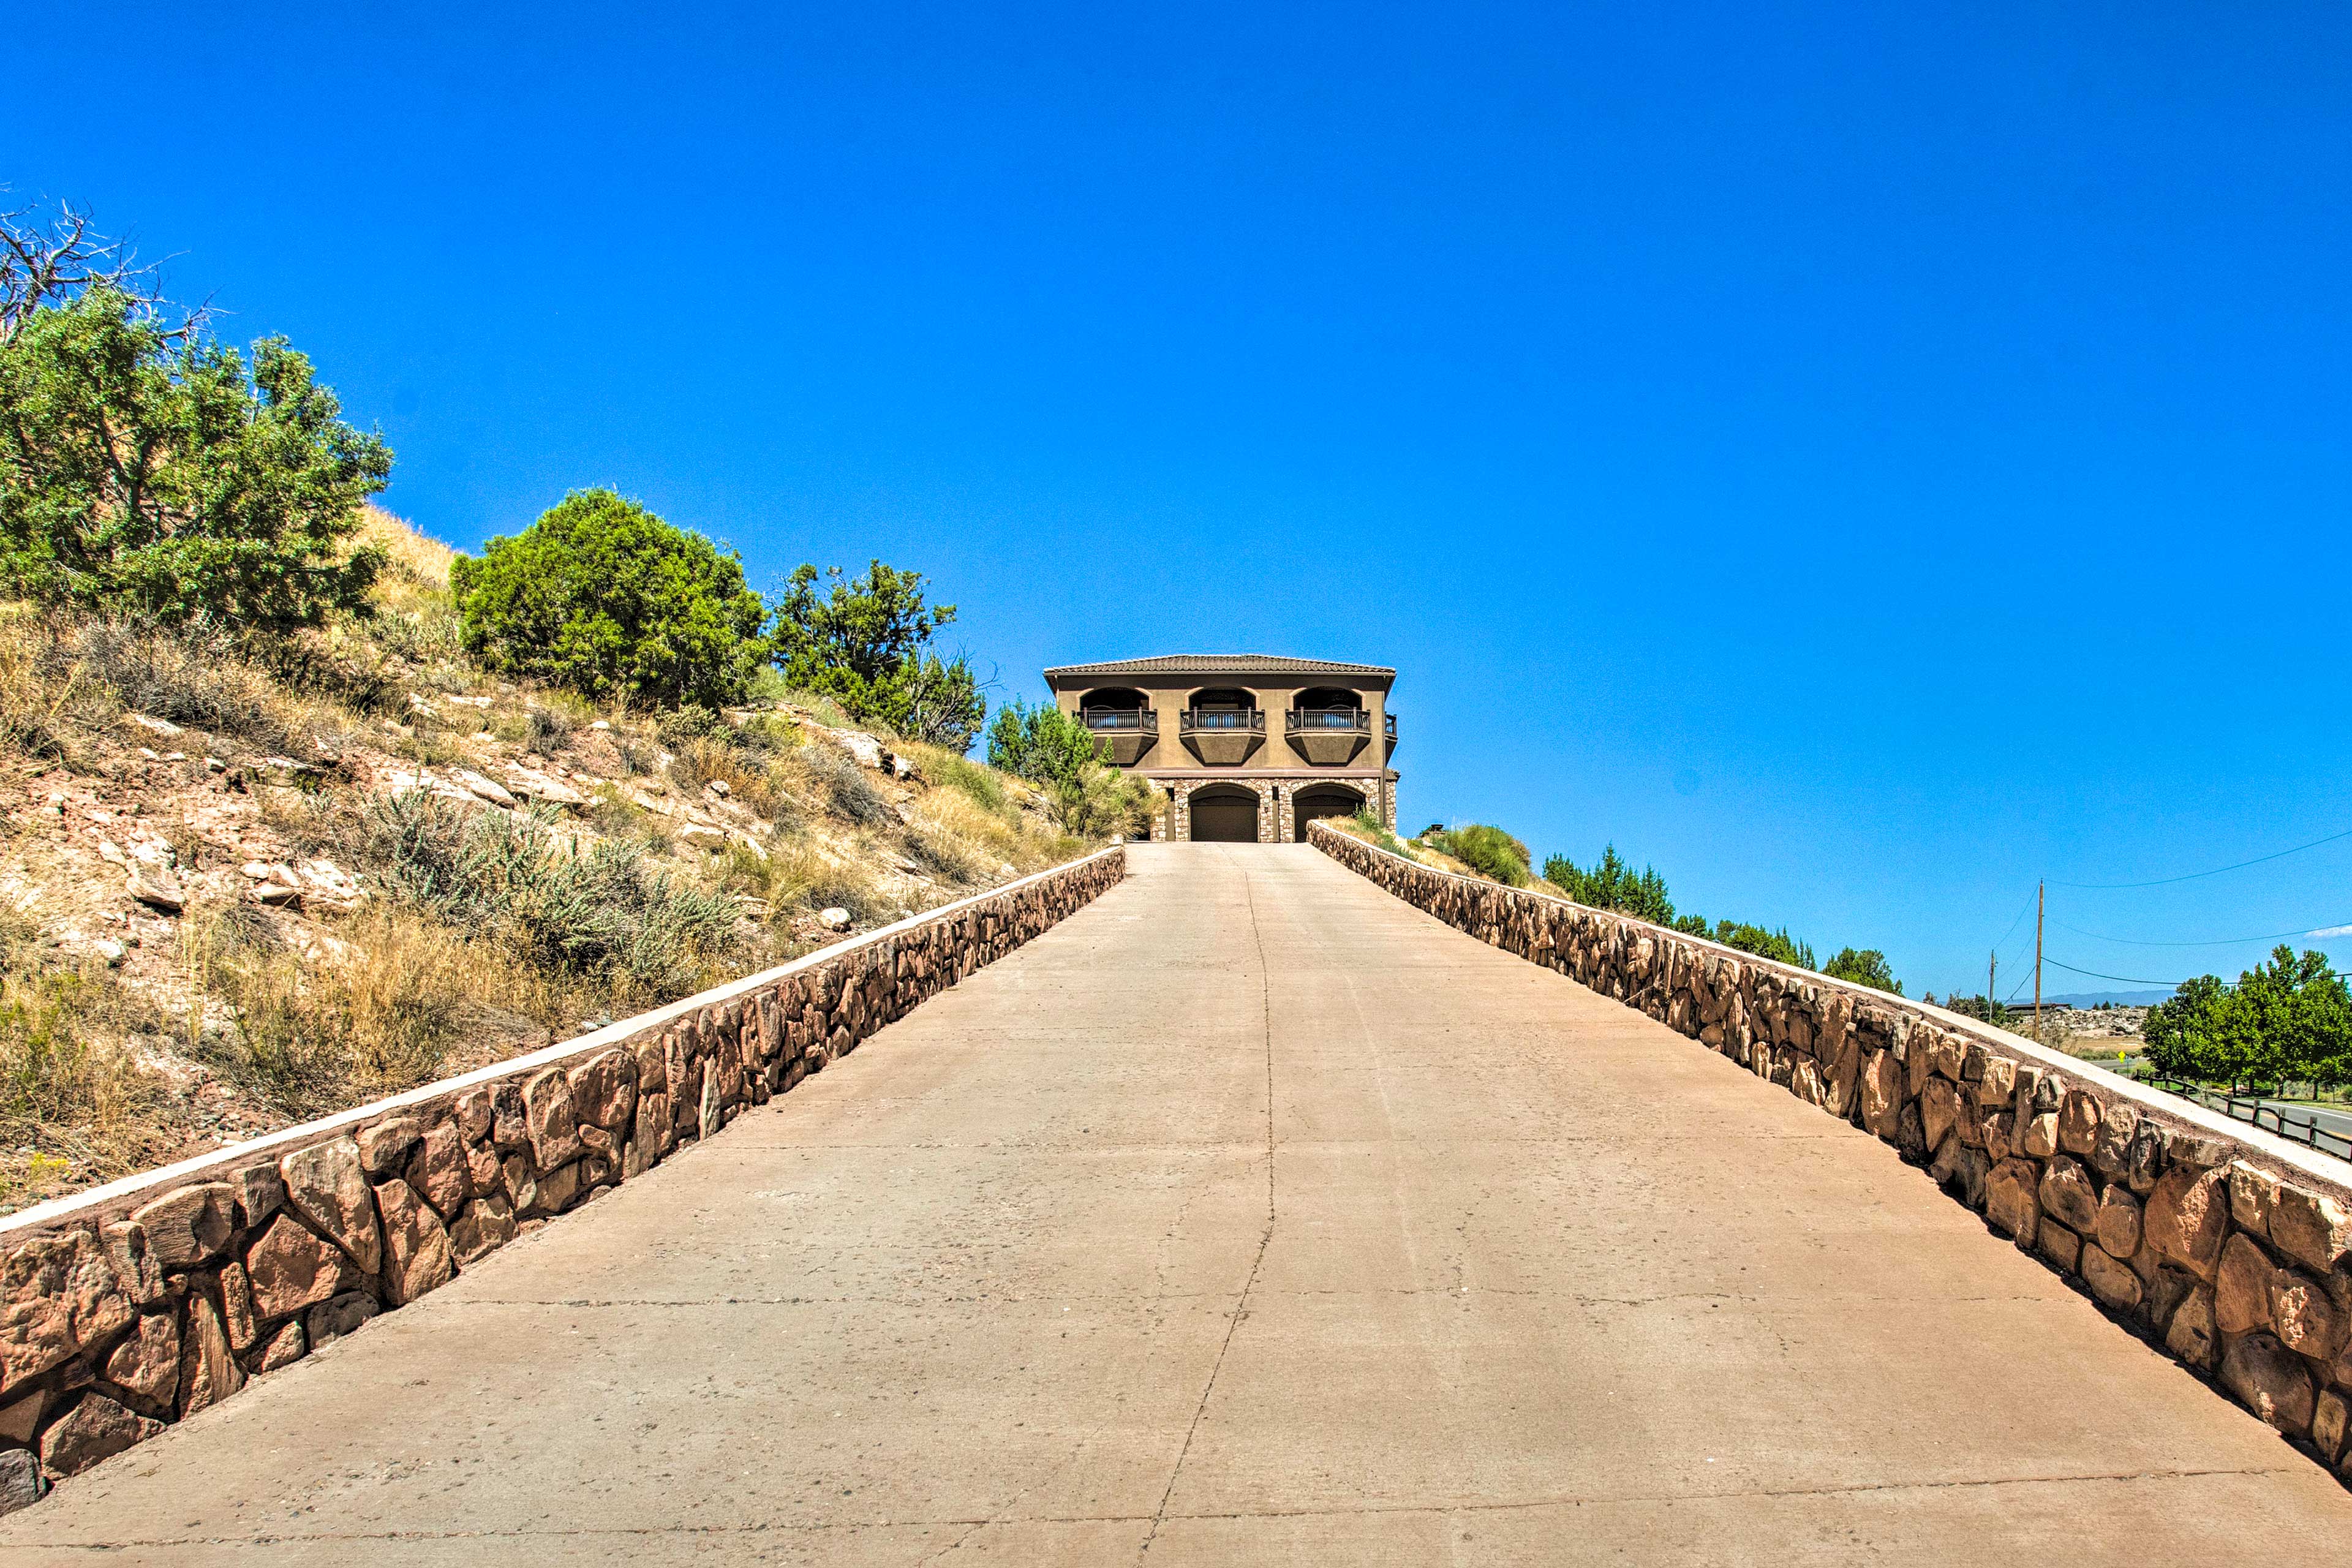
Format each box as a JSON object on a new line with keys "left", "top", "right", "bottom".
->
{"left": 1082, "top": 707, "right": 1158, "bottom": 733}
{"left": 1287, "top": 706, "right": 1370, "bottom": 734}
{"left": 1182, "top": 708, "right": 1264, "bottom": 734}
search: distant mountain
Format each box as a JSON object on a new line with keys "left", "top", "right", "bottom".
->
{"left": 2037, "top": 990, "right": 2177, "bottom": 1008}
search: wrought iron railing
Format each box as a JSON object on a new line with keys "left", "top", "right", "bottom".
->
{"left": 2147, "top": 1074, "right": 2352, "bottom": 1162}
{"left": 1287, "top": 707, "right": 1370, "bottom": 733}
{"left": 1182, "top": 708, "right": 1264, "bottom": 733}
{"left": 1082, "top": 708, "right": 1157, "bottom": 732}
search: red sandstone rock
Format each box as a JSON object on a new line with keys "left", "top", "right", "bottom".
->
{"left": 464, "top": 1138, "right": 504, "bottom": 1197}
{"left": 244, "top": 1216, "right": 360, "bottom": 1320}
{"left": 407, "top": 1121, "right": 470, "bottom": 1219}
{"left": 175, "top": 1291, "right": 243, "bottom": 1418}
{"left": 356, "top": 1116, "right": 423, "bottom": 1177}
{"left": 372, "top": 1180, "right": 453, "bottom": 1306}
{"left": 99, "top": 1221, "right": 165, "bottom": 1308}
{"left": 129, "top": 1182, "right": 236, "bottom": 1271}
{"left": 39, "top": 1393, "right": 159, "bottom": 1478}
{"left": 568, "top": 1048, "right": 636, "bottom": 1132}
{"left": 102, "top": 1311, "right": 179, "bottom": 1405}
{"left": 217, "top": 1262, "right": 260, "bottom": 1353}
{"left": 280, "top": 1138, "right": 382, "bottom": 1276}
{"left": 450, "top": 1195, "right": 516, "bottom": 1264}
{"left": 255, "top": 1320, "right": 305, "bottom": 1373}
{"left": 305, "top": 1290, "right": 378, "bottom": 1346}
{"left": 522, "top": 1068, "right": 584, "bottom": 1169}
{"left": 0, "top": 1231, "right": 134, "bottom": 1393}
{"left": 456, "top": 1089, "right": 494, "bottom": 1144}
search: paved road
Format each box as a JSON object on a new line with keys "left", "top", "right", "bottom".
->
{"left": 6, "top": 845, "right": 2348, "bottom": 1564}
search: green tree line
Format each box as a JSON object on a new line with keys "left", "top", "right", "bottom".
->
{"left": 1540, "top": 842, "right": 1899, "bottom": 993}
{"left": 2144, "top": 947, "right": 2352, "bottom": 1090}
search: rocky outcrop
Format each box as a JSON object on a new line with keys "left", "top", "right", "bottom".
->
{"left": 0, "top": 846, "right": 1123, "bottom": 1512}
{"left": 1310, "top": 821, "right": 2352, "bottom": 1480}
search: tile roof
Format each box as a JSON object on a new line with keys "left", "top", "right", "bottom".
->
{"left": 1042, "top": 654, "right": 1396, "bottom": 680}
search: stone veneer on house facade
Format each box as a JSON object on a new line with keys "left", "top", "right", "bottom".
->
{"left": 1311, "top": 820, "right": 2352, "bottom": 1478}
{"left": 0, "top": 847, "right": 1125, "bottom": 1512}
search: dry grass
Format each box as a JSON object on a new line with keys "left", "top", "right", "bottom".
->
{"left": 184, "top": 901, "right": 578, "bottom": 1118}
{"left": 0, "top": 910, "right": 167, "bottom": 1205}
{"left": 669, "top": 736, "right": 787, "bottom": 821}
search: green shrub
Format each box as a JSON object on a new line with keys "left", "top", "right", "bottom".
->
{"left": 1543, "top": 845, "right": 1674, "bottom": 923}
{"left": 1429, "top": 824, "right": 1529, "bottom": 886}
{"left": 0, "top": 288, "right": 391, "bottom": 630}
{"left": 1047, "top": 766, "right": 1159, "bottom": 839}
{"left": 935, "top": 752, "right": 1006, "bottom": 813}
{"left": 1346, "top": 809, "right": 1414, "bottom": 859}
{"left": 770, "top": 562, "right": 984, "bottom": 748}
{"left": 986, "top": 699, "right": 1100, "bottom": 787}
{"left": 1822, "top": 947, "right": 1904, "bottom": 995}
{"left": 452, "top": 489, "right": 768, "bottom": 709}
{"left": 358, "top": 791, "right": 739, "bottom": 1000}
{"left": 1710, "top": 921, "right": 1816, "bottom": 971}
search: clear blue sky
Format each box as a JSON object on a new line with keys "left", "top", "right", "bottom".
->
{"left": 12, "top": 2, "right": 2350, "bottom": 998}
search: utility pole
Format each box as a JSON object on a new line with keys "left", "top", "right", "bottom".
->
{"left": 2035, "top": 881, "right": 2045, "bottom": 1034}
{"left": 1989, "top": 949, "right": 1996, "bottom": 1012}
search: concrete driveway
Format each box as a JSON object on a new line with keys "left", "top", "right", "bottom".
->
{"left": 3, "top": 843, "right": 2346, "bottom": 1563}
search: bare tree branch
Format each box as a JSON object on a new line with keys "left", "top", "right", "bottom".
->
{"left": 0, "top": 189, "right": 215, "bottom": 343}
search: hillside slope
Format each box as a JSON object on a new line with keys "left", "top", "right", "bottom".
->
{"left": 0, "top": 509, "right": 1111, "bottom": 1213}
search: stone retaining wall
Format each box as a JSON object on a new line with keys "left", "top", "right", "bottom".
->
{"left": 1311, "top": 822, "right": 2352, "bottom": 1479}
{"left": 0, "top": 846, "right": 1125, "bottom": 1512}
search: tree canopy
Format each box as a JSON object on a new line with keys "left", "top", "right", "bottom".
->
{"left": 451, "top": 489, "right": 769, "bottom": 709}
{"left": 0, "top": 287, "right": 390, "bottom": 630}
{"left": 2144, "top": 947, "right": 2352, "bottom": 1087}
{"left": 772, "top": 562, "right": 984, "bottom": 748}
{"left": 1822, "top": 947, "right": 1904, "bottom": 996}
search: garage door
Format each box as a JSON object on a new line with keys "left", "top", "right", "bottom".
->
{"left": 1189, "top": 794, "right": 1259, "bottom": 842}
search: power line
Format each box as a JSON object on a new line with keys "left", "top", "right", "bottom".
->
{"left": 2039, "top": 955, "right": 2189, "bottom": 988}
{"left": 1989, "top": 889, "right": 2036, "bottom": 952}
{"left": 2049, "top": 824, "right": 2352, "bottom": 891}
{"left": 2051, "top": 917, "right": 2352, "bottom": 950}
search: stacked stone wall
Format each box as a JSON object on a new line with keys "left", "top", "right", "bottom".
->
{"left": 1310, "top": 821, "right": 2352, "bottom": 1477}
{"left": 0, "top": 847, "right": 1125, "bottom": 1510}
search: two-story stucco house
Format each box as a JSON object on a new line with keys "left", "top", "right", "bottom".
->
{"left": 1041, "top": 655, "right": 1399, "bottom": 842}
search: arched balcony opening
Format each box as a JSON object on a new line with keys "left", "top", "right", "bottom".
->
{"left": 1079, "top": 687, "right": 1156, "bottom": 764}
{"left": 1181, "top": 688, "right": 1264, "bottom": 766}
{"left": 1286, "top": 687, "right": 1373, "bottom": 766}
